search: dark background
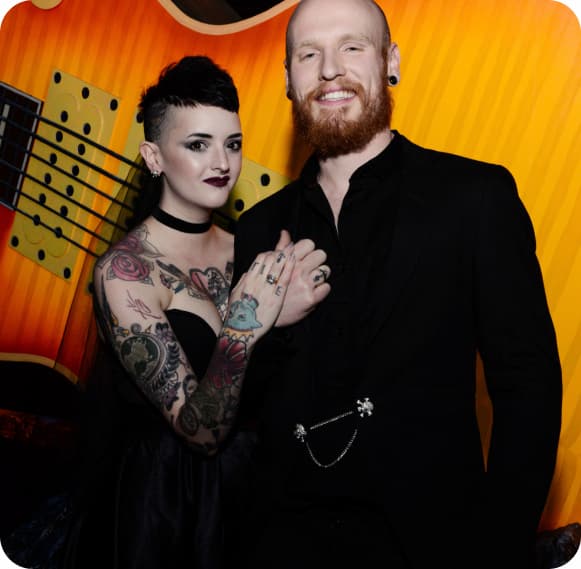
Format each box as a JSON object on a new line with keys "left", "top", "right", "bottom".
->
{"left": 171, "top": 0, "right": 285, "bottom": 23}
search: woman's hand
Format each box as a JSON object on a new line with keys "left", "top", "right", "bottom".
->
{"left": 272, "top": 230, "right": 331, "bottom": 327}
{"left": 225, "top": 242, "right": 295, "bottom": 342}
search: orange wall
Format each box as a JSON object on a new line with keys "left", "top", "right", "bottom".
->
{"left": 0, "top": 0, "right": 579, "bottom": 531}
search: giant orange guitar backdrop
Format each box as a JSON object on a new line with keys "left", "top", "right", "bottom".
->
{"left": 0, "top": 0, "right": 579, "bottom": 535}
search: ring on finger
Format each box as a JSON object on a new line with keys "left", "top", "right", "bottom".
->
{"left": 266, "top": 273, "right": 279, "bottom": 285}
{"left": 314, "top": 267, "right": 328, "bottom": 284}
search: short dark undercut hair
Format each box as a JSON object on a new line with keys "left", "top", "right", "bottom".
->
{"left": 139, "top": 55, "right": 239, "bottom": 142}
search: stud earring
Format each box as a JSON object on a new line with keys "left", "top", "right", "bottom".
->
{"left": 151, "top": 170, "right": 160, "bottom": 178}
{"left": 388, "top": 75, "right": 399, "bottom": 86}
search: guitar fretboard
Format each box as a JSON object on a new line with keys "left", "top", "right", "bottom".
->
{"left": 0, "top": 71, "right": 145, "bottom": 283}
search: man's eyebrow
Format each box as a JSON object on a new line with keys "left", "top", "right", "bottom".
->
{"left": 293, "top": 33, "right": 373, "bottom": 50}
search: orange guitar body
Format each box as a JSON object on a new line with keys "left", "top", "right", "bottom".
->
{"left": 0, "top": 0, "right": 579, "bottom": 533}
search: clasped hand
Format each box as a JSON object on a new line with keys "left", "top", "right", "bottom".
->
{"left": 227, "top": 242, "right": 296, "bottom": 341}
{"left": 273, "top": 229, "right": 331, "bottom": 327}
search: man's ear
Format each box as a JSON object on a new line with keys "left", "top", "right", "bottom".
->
{"left": 139, "top": 140, "right": 161, "bottom": 174}
{"left": 284, "top": 60, "right": 292, "bottom": 100}
{"left": 387, "top": 42, "right": 401, "bottom": 82}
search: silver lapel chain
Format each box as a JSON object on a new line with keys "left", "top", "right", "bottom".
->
{"left": 293, "top": 397, "right": 374, "bottom": 469}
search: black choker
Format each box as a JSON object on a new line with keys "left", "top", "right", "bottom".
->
{"left": 152, "top": 207, "right": 212, "bottom": 234}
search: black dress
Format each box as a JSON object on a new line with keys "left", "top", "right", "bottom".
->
{"left": 61, "top": 309, "right": 226, "bottom": 569}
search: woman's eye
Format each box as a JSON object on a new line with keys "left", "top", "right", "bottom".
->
{"left": 188, "top": 140, "right": 207, "bottom": 151}
{"left": 227, "top": 140, "right": 242, "bottom": 152}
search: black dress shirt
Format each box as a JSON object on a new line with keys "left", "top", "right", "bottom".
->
{"left": 279, "top": 134, "right": 403, "bottom": 507}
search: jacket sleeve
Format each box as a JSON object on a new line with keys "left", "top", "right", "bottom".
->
{"left": 474, "top": 165, "right": 562, "bottom": 567}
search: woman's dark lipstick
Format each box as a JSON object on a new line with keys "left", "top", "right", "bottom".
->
{"left": 204, "top": 176, "right": 230, "bottom": 187}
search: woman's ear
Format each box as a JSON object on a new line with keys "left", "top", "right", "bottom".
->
{"left": 139, "top": 140, "right": 162, "bottom": 175}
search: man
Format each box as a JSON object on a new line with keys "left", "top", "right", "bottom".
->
{"left": 232, "top": 1, "right": 562, "bottom": 567}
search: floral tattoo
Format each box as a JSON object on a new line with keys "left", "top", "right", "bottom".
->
{"left": 158, "top": 260, "right": 232, "bottom": 316}
{"left": 98, "top": 225, "right": 163, "bottom": 285}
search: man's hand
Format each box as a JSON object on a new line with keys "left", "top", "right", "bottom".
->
{"left": 273, "top": 230, "right": 331, "bottom": 327}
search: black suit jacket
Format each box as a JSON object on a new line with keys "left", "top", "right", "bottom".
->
{"left": 233, "top": 133, "right": 562, "bottom": 569}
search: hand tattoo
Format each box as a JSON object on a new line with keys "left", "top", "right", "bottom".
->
{"left": 224, "top": 293, "right": 263, "bottom": 334}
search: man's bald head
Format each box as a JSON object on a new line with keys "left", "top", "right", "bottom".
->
{"left": 285, "top": 0, "right": 391, "bottom": 66}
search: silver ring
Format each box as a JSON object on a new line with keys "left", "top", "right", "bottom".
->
{"left": 266, "top": 274, "right": 278, "bottom": 285}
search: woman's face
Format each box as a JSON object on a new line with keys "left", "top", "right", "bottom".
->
{"left": 156, "top": 104, "right": 242, "bottom": 216}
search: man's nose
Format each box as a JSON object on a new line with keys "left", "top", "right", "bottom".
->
{"left": 319, "top": 50, "right": 345, "bottom": 81}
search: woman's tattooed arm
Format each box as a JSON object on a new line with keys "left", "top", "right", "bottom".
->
{"left": 177, "top": 295, "right": 262, "bottom": 451}
{"left": 93, "top": 232, "right": 287, "bottom": 453}
{"left": 94, "top": 263, "right": 261, "bottom": 454}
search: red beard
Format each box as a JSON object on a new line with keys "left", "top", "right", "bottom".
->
{"left": 290, "top": 79, "right": 393, "bottom": 159}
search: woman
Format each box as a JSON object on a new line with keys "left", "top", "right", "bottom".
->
{"left": 60, "top": 55, "right": 296, "bottom": 569}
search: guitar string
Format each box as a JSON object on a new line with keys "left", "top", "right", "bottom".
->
{"left": 0, "top": 137, "right": 136, "bottom": 232}
{"left": 1, "top": 112, "right": 143, "bottom": 206}
{"left": 2, "top": 95, "right": 141, "bottom": 172}
{"left": 0, "top": 166, "right": 118, "bottom": 250}
{"left": 0, "top": 97, "right": 145, "bottom": 257}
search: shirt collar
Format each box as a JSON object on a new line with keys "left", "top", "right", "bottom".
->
{"left": 299, "top": 130, "right": 403, "bottom": 190}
